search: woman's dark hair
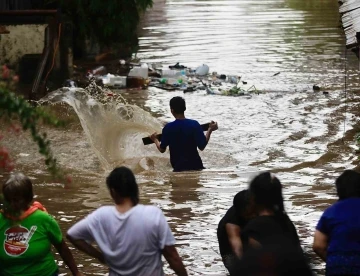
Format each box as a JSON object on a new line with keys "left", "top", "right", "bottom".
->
{"left": 106, "top": 167, "right": 139, "bottom": 205}
{"left": 249, "top": 172, "right": 284, "bottom": 213}
{"left": 249, "top": 172, "right": 300, "bottom": 245}
{"left": 2, "top": 173, "right": 34, "bottom": 212}
{"left": 335, "top": 170, "right": 360, "bottom": 200}
{"left": 170, "top": 96, "right": 186, "bottom": 114}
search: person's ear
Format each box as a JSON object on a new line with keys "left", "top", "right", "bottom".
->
{"left": 110, "top": 188, "right": 116, "bottom": 199}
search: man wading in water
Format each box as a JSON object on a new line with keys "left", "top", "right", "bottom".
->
{"left": 150, "top": 96, "right": 218, "bottom": 172}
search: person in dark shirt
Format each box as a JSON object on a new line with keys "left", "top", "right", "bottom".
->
{"left": 150, "top": 96, "right": 218, "bottom": 172}
{"left": 217, "top": 189, "right": 254, "bottom": 274}
{"left": 241, "top": 172, "right": 303, "bottom": 259}
{"left": 313, "top": 170, "right": 360, "bottom": 276}
{"left": 232, "top": 238, "right": 314, "bottom": 276}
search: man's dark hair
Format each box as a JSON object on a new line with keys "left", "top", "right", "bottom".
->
{"left": 106, "top": 167, "right": 139, "bottom": 205}
{"left": 336, "top": 170, "right": 360, "bottom": 200}
{"left": 233, "top": 189, "right": 250, "bottom": 215}
{"left": 170, "top": 96, "right": 186, "bottom": 114}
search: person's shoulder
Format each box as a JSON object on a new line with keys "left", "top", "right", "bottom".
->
{"left": 186, "top": 118, "right": 200, "bottom": 125}
{"left": 141, "top": 204, "right": 163, "bottom": 215}
{"left": 90, "top": 206, "right": 113, "bottom": 217}
{"left": 141, "top": 205, "right": 167, "bottom": 223}
{"left": 323, "top": 198, "right": 360, "bottom": 215}
{"left": 321, "top": 200, "right": 348, "bottom": 215}
{"left": 32, "top": 209, "right": 56, "bottom": 220}
{"left": 223, "top": 206, "right": 236, "bottom": 220}
{"left": 29, "top": 210, "right": 60, "bottom": 226}
{"left": 164, "top": 120, "right": 176, "bottom": 127}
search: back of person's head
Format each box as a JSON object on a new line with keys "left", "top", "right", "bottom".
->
{"left": 249, "top": 172, "right": 284, "bottom": 213}
{"left": 233, "top": 189, "right": 252, "bottom": 219}
{"left": 232, "top": 238, "right": 314, "bottom": 276}
{"left": 335, "top": 170, "right": 360, "bottom": 200}
{"left": 170, "top": 96, "right": 186, "bottom": 114}
{"left": 2, "top": 172, "right": 34, "bottom": 213}
{"left": 106, "top": 167, "right": 139, "bottom": 205}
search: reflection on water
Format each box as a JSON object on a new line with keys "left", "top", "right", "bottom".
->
{"left": 2, "top": 0, "right": 360, "bottom": 275}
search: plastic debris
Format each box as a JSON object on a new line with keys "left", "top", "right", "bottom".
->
{"left": 195, "top": 64, "right": 209, "bottom": 76}
{"left": 63, "top": 79, "right": 77, "bottom": 88}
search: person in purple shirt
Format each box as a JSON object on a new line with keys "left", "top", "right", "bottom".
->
{"left": 313, "top": 170, "right": 360, "bottom": 276}
{"left": 150, "top": 96, "right": 218, "bottom": 172}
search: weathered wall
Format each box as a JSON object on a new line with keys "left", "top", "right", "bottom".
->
{"left": 0, "top": 25, "right": 46, "bottom": 65}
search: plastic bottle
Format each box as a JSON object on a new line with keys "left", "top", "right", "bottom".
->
{"left": 128, "top": 67, "right": 148, "bottom": 79}
{"left": 162, "top": 69, "right": 178, "bottom": 77}
{"left": 166, "top": 78, "right": 179, "bottom": 86}
{"left": 195, "top": 64, "right": 209, "bottom": 76}
{"left": 228, "top": 75, "right": 238, "bottom": 84}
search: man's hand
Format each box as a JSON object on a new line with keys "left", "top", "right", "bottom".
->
{"left": 150, "top": 132, "right": 166, "bottom": 153}
{"left": 208, "top": 121, "right": 218, "bottom": 132}
{"left": 150, "top": 132, "right": 159, "bottom": 142}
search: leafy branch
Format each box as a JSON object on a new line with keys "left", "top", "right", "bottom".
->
{"left": 0, "top": 65, "right": 68, "bottom": 182}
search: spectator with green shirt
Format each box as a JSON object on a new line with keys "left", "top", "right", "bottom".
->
{"left": 0, "top": 172, "right": 84, "bottom": 276}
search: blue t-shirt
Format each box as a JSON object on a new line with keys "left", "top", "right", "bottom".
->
{"left": 160, "top": 118, "right": 207, "bottom": 172}
{"left": 316, "top": 198, "right": 360, "bottom": 276}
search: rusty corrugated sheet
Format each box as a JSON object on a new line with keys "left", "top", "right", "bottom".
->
{"left": 0, "top": 0, "right": 44, "bottom": 11}
{"left": 339, "top": 0, "right": 360, "bottom": 49}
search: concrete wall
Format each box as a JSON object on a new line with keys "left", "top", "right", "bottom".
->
{"left": 0, "top": 25, "right": 46, "bottom": 66}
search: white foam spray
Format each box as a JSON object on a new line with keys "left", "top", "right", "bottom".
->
{"left": 39, "top": 81, "right": 168, "bottom": 171}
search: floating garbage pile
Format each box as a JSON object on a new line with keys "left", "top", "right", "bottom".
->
{"left": 73, "top": 60, "right": 263, "bottom": 97}
{"left": 148, "top": 63, "right": 261, "bottom": 97}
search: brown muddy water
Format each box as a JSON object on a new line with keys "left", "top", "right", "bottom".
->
{"left": 2, "top": 0, "right": 360, "bottom": 275}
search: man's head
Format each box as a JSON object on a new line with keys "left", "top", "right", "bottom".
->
{"left": 335, "top": 170, "right": 360, "bottom": 200}
{"left": 170, "top": 96, "right": 186, "bottom": 116}
{"left": 233, "top": 189, "right": 254, "bottom": 220}
{"left": 106, "top": 166, "right": 139, "bottom": 205}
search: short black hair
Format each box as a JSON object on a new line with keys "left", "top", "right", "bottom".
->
{"left": 233, "top": 189, "right": 250, "bottom": 215}
{"left": 170, "top": 96, "right": 186, "bottom": 114}
{"left": 335, "top": 170, "right": 360, "bottom": 200}
{"left": 106, "top": 167, "right": 139, "bottom": 205}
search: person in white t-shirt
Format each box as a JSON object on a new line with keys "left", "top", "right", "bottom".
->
{"left": 66, "top": 166, "right": 188, "bottom": 276}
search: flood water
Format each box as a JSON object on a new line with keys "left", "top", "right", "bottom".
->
{"left": 2, "top": 0, "right": 360, "bottom": 275}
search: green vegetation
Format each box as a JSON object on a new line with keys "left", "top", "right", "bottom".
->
{"left": 222, "top": 83, "right": 260, "bottom": 96}
{"left": 0, "top": 65, "right": 67, "bottom": 180}
{"left": 48, "top": 0, "right": 153, "bottom": 53}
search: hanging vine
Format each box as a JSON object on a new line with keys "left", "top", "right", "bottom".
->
{"left": 0, "top": 65, "right": 68, "bottom": 181}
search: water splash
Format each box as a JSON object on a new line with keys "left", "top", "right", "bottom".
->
{"left": 39, "top": 81, "right": 168, "bottom": 172}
